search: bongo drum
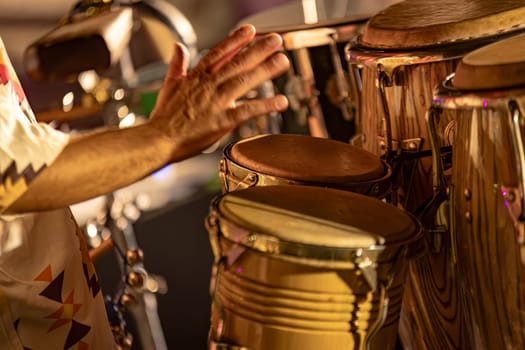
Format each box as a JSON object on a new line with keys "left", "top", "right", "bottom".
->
{"left": 205, "top": 185, "right": 422, "bottom": 350}
{"left": 428, "top": 32, "right": 525, "bottom": 349}
{"left": 219, "top": 133, "right": 391, "bottom": 198}
{"left": 345, "top": 1, "right": 525, "bottom": 348}
{"left": 236, "top": 0, "right": 400, "bottom": 142}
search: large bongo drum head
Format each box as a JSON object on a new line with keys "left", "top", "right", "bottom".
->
{"left": 229, "top": 134, "right": 385, "bottom": 184}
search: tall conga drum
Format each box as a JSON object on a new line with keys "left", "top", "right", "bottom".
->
{"left": 428, "top": 32, "right": 525, "bottom": 349}
{"left": 205, "top": 185, "right": 422, "bottom": 350}
{"left": 345, "top": 1, "right": 525, "bottom": 348}
{"left": 236, "top": 0, "right": 401, "bottom": 142}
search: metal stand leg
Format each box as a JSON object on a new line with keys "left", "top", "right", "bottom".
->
{"left": 101, "top": 192, "right": 168, "bottom": 350}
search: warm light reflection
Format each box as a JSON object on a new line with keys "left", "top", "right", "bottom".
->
{"left": 302, "top": 0, "right": 318, "bottom": 24}
{"left": 78, "top": 70, "right": 99, "bottom": 92}
{"left": 119, "top": 112, "right": 136, "bottom": 128}
{"left": 62, "top": 92, "right": 74, "bottom": 112}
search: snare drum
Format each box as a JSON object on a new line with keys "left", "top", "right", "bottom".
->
{"left": 346, "top": 1, "right": 525, "bottom": 348}
{"left": 205, "top": 185, "right": 422, "bottom": 350}
{"left": 429, "top": 33, "right": 525, "bottom": 349}
{"left": 219, "top": 133, "right": 391, "bottom": 198}
{"left": 237, "top": 0, "right": 400, "bottom": 142}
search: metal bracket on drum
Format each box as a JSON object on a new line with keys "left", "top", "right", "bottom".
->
{"left": 378, "top": 70, "right": 395, "bottom": 162}
{"left": 327, "top": 33, "right": 354, "bottom": 122}
{"left": 377, "top": 136, "right": 423, "bottom": 154}
{"left": 209, "top": 340, "right": 250, "bottom": 350}
{"left": 219, "top": 159, "right": 259, "bottom": 192}
{"left": 426, "top": 106, "right": 456, "bottom": 260}
{"left": 508, "top": 101, "right": 525, "bottom": 245}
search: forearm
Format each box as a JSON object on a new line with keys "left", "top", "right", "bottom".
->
{"left": 6, "top": 123, "right": 173, "bottom": 213}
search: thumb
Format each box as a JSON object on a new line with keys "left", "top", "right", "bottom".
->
{"left": 165, "top": 42, "right": 190, "bottom": 80}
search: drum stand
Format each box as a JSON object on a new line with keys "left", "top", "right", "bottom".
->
{"left": 99, "top": 192, "right": 169, "bottom": 350}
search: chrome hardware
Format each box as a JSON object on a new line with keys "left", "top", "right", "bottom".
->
{"left": 209, "top": 340, "right": 250, "bottom": 350}
{"left": 508, "top": 101, "right": 525, "bottom": 244}
{"left": 362, "top": 284, "right": 389, "bottom": 350}
{"left": 377, "top": 136, "right": 423, "bottom": 153}
{"left": 378, "top": 70, "right": 394, "bottom": 161}
{"left": 465, "top": 211, "right": 473, "bottom": 223}
{"left": 328, "top": 33, "right": 353, "bottom": 122}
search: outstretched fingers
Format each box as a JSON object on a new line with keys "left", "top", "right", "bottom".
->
{"left": 222, "top": 95, "right": 289, "bottom": 128}
{"left": 198, "top": 24, "right": 256, "bottom": 74}
{"left": 216, "top": 52, "right": 290, "bottom": 106}
{"left": 214, "top": 33, "right": 283, "bottom": 83}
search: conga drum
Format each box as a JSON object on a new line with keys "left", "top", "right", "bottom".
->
{"left": 345, "top": 1, "right": 525, "bottom": 348}
{"left": 205, "top": 185, "right": 422, "bottom": 350}
{"left": 428, "top": 32, "right": 525, "bottom": 349}
{"left": 219, "top": 133, "right": 391, "bottom": 198}
{"left": 236, "top": 0, "right": 401, "bottom": 142}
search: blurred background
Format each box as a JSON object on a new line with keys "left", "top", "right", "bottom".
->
{"left": 0, "top": 0, "right": 288, "bottom": 349}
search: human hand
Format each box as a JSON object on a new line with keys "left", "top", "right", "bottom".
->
{"left": 149, "top": 24, "right": 290, "bottom": 162}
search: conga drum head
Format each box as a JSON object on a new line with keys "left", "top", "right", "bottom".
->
{"left": 359, "top": 0, "right": 525, "bottom": 50}
{"left": 213, "top": 185, "right": 420, "bottom": 261}
{"left": 452, "top": 32, "right": 525, "bottom": 90}
{"left": 229, "top": 134, "right": 386, "bottom": 184}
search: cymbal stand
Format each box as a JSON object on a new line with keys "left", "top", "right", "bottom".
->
{"left": 101, "top": 191, "right": 169, "bottom": 350}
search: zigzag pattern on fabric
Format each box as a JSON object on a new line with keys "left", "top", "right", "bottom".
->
{"left": 0, "top": 160, "right": 45, "bottom": 211}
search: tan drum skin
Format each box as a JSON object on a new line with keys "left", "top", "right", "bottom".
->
{"left": 429, "top": 33, "right": 525, "bottom": 349}
{"left": 346, "top": 1, "right": 525, "bottom": 349}
{"left": 205, "top": 185, "right": 422, "bottom": 350}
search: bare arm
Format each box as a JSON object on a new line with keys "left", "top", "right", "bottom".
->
{"left": 5, "top": 24, "right": 289, "bottom": 213}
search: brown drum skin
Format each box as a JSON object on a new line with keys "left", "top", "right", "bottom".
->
{"left": 442, "top": 100, "right": 525, "bottom": 349}
{"left": 220, "top": 134, "right": 392, "bottom": 198}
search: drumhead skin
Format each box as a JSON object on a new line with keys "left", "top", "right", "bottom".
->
{"left": 360, "top": 0, "right": 525, "bottom": 49}
{"left": 237, "top": 0, "right": 402, "bottom": 34}
{"left": 215, "top": 185, "right": 420, "bottom": 252}
{"left": 229, "top": 134, "right": 385, "bottom": 183}
{"left": 452, "top": 33, "right": 525, "bottom": 90}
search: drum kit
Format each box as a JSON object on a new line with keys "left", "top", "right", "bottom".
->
{"left": 204, "top": 0, "right": 525, "bottom": 349}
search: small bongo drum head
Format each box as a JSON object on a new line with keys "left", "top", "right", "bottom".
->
{"left": 216, "top": 185, "right": 420, "bottom": 252}
{"left": 452, "top": 33, "right": 525, "bottom": 90}
{"left": 236, "top": 0, "right": 401, "bottom": 34}
{"left": 229, "top": 134, "right": 385, "bottom": 184}
{"left": 360, "top": 0, "right": 525, "bottom": 49}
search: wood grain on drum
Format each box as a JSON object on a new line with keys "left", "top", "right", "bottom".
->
{"left": 450, "top": 104, "right": 525, "bottom": 349}
{"left": 360, "top": 59, "right": 458, "bottom": 212}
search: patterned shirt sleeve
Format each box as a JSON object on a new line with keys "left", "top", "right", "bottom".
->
{"left": 0, "top": 37, "right": 70, "bottom": 213}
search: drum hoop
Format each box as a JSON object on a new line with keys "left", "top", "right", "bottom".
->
{"left": 221, "top": 143, "right": 393, "bottom": 197}
{"left": 211, "top": 204, "right": 386, "bottom": 270}
{"left": 433, "top": 74, "right": 525, "bottom": 109}
{"left": 346, "top": 30, "right": 525, "bottom": 75}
